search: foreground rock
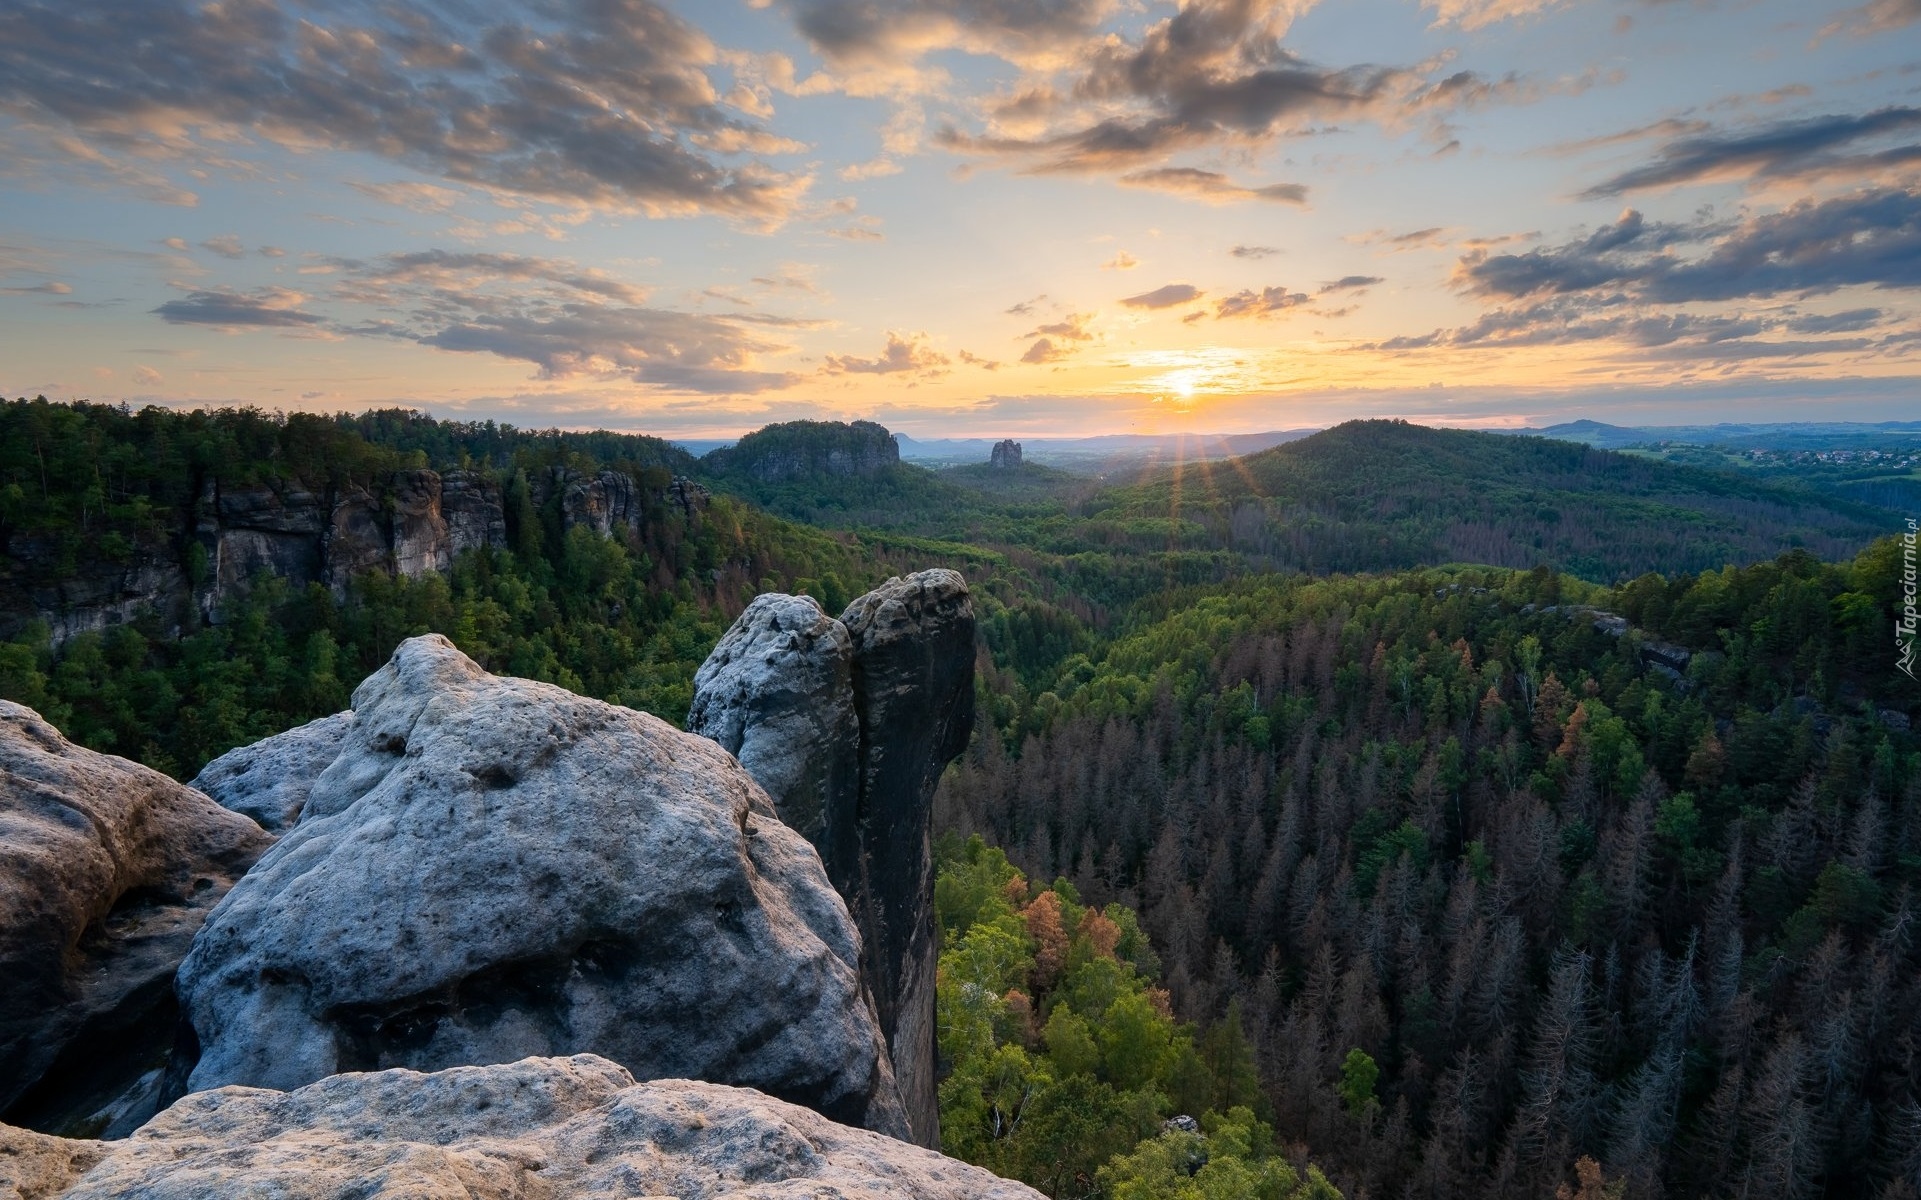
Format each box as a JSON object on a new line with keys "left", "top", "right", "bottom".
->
{"left": 189, "top": 711, "right": 355, "bottom": 832}
{"left": 174, "top": 635, "right": 906, "bottom": 1138}
{"left": 4, "top": 1055, "right": 1040, "bottom": 1199}
{"left": 0, "top": 703, "right": 272, "bottom": 1136}
{"left": 690, "top": 570, "right": 975, "bottom": 1147}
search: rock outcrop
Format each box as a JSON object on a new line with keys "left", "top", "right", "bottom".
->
{"left": 173, "top": 635, "right": 907, "bottom": 1138}
{"left": 189, "top": 712, "right": 355, "bottom": 833}
{"left": 0, "top": 702, "right": 273, "bottom": 1136}
{"left": 689, "top": 570, "right": 975, "bottom": 1147}
{"left": 989, "top": 439, "right": 1023, "bottom": 469}
{"left": 703, "top": 420, "right": 901, "bottom": 483}
{"left": 5, "top": 1055, "right": 1042, "bottom": 1199}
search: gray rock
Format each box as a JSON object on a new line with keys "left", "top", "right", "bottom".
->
{"left": 989, "top": 439, "right": 1022, "bottom": 469}
{"left": 688, "top": 594, "right": 860, "bottom": 877}
{"left": 839, "top": 571, "right": 975, "bottom": 1149}
{"left": 174, "top": 635, "right": 906, "bottom": 1138}
{"left": 189, "top": 712, "right": 355, "bottom": 833}
{"left": 689, "top": 570, "right": 975, "bottom": 1147}
{"left": 0, "top": 702, "right": 272, "bottom": 1135}
{"left": 12, "top": 1055, "right": 1041, "bottom": 1199}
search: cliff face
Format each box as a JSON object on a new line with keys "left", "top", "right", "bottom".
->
{"left": 687, "top": 569, "right": 976, "bottom": 1148}
{"left": 5, "top": 466, "right": 707, "bottom": 646}
{"left": 702, "top": 420, "right": 901, "bottom": 483}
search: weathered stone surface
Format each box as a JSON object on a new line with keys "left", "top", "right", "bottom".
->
{"left": 15, "top": 1056, "right": 1041, "bottom": 1199}
{"left": 175, "top": 635, "right": 906, "bottom": 1138}
{"left": 688, "top": 594, "right": 860, "bottom": 876}
{"left": 189, "top": 712, "right": 355, "bottom": 833}
{"left": 0, "top": 703, "right": 272, "bottom": 1136}
{"left": 442, "top": 470, "right": 508, "bottom": 557}
{"left": 322, "top": 486, "right": 388, "bottom": 591}
{"left": 839, "top": 571, "right": 975, "bottom": 1149}
{"left": 688, "top": 571, "right": 975, "bottom": 1148}
{"left": 989, "top": 439, "right": 1022, "bottom": 469}
{"left": 387, "top": 470, "right": 451, "bottom": 579}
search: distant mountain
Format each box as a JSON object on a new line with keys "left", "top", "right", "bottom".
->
{"left": 1101, "top": 419, "right": 1889, "bottom": 580}
{"left": 1516, "top": 418, "right": 1921, "bottom": 451}
{"left": 895, "top": 429, "right": 1318, "bottom": 472}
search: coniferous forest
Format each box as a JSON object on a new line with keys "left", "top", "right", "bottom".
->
{"left": 4, "top": 396, "right": 1919, "bottom": 1199}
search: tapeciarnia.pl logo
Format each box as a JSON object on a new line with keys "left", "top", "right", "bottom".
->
{"left": 1901, "top": 517, "right": 1917, "bottom": 680}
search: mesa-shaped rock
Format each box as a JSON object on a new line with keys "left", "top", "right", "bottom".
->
{"left": 689, "top": 570, "right": 975, "bottom": 1147}
{"left": 6, "top": 1055, "right": 1041, "bottom": 1199}
{"left": 173, "top": 634, "right": 906, "bottom": 1138}
{"left": 0, "top": 702, "right": 272, "bottom": 1136}
{"left": 190, "top": 711, "right": 355, "bottom": 833}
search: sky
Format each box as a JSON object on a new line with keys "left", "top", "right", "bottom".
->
{"left": 2, "top": 0, "right": 1919, "bottom": 438}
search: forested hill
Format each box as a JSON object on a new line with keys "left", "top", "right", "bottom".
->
{"left": 1089, "top": 420, "right": 1890, "bottom": 581}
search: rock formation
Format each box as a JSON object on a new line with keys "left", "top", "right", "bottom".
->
{"left": 989, "top": 439, "right": 1023, "bottom": 468}
{"left": 189, "top": 712, "right": 355, "bottom": 833}
{"left": 688, "top": 570, "right": 975, "bottom": 1147}
{"left": 172, "top": 634, "right": 907, "bottom": 1138}
{"left": 703, "top": 420, "right": 901, "bottom": 483}
{"left": 4, "top": 1055, "right": 1042, "bottom": 1199}
{"left": 0, "top": 702, "right": 273, "bottom": 1136}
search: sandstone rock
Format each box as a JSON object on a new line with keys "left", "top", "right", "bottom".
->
{"left": 689, "top": 570, "right": 975, "bottom": 1147}
{"left": 189, "top": 712, "right": 355, "bottom": 833}
{"left": 24, "top": 1055, "right": 1041, "bottom": 1199}
{"left": 989, "top": 439, "right": 1022, "bottom": 469}
{"left": 442, "top": 470, "right": 508, "bottom": 557}
{"left": 388, "top": 470, "right": 451, "bottom": 579}
{"left": 174, "top": 635, "right": 906, "bottom": 1138}
{"left": 0, "top": 703, "right": 272, "bottom": 1136}
{"left": 687, "top": 594, "right": 860, "bottom": 877}
{"left": 839, "top": 571, "right": 975, "bottom": 1148}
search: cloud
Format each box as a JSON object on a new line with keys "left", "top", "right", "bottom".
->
{"left": 1214, "top": 286, "right": 1309, "bottom": 318}
{"left": 0, "top": 0, "right": 810, "bottom": 223}
{"left": 1320, "top": 274, "right": 1383, "bottom": 293}
{"left": 1458, "top": 190, "right": 1921, "bottom": 304}
{"left": 1117, "top": 167, "right": 1307, "bottom": 205}
{"left": 1421, "top": 0, "right": 1563, "bottom": 30}
{"left": 1580, "top": 107, "right": 1921, "bottom": 198}
{"left": 154, "top": 286, "right": 326, "bottom": 329}
{"left": 1231, "top": 244, "right": 1281, "bottom": 259}
{"left": 1020, "top": 337, "right": 1074, "bottom": 364}
{"left": 0, "top": 280, "right": 72, "bottom": 295}
{"left": 349, "top": 180, "right": 468, "bottom": 214}
{"left": 822, "top": 331, "right": 951, "bottom": 375}
{"left": 1104, "top": 251, "right": 1139, "bottom": 270}
{"left": 201, "top": 234, "right": 246, "bottom": 260}
{"left": 1006, "top": 294, "right": 1047, "bottom": 316}
{"left": 421, "top": 305, "right": 795, "bottom": 391}
{"left": 132, "top": 365, "right": 162, "bottom": 385}
{"left": 778, "top": 0, "right": 1119, "bottom": 75}
{"left": 336, "top": 250, "right": 652, "bottom": 305}
{"left": 1022, "top": 311, "right": 1095, "bottom": 340}
{"left": 1121, "top": 283, "right": 1203, "bottom": 309}
{"left": 959, "top": 349, "right": 1001, "bottom": 370}
{"left": 1820, "top": 0, "right": 1921, "bottom": 37}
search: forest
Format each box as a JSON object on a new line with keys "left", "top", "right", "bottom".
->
{"left": 3, "top": 397, "right": 1918, "bottom": 1198}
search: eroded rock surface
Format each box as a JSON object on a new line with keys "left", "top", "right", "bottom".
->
{"left": 8, "top": 1055, "right": 1040, "bottom": 1199}
{"left": 689, "top": 570, "right": 975, "bottom": 1147}
{"left": 688, "top": 594, "right": 860, "bottom": 877}
{"left": 175, "top": 635, "right": 906, "bottom": 1138}
{"left": 189, "top": 712, "right": 355, "bottom": 833}
{"left": 0, "top": 702, "right": 272, "bottom": 1136}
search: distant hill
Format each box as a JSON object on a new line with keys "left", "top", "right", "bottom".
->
{"left": 1520, "top": 418, "right": 1921, "bottom": 451}
{"left": 895, "top": 429, "right": 1318, "bottom": 472}
{"left": 1098, "top": 419, "right": 1890, "bottom": 580}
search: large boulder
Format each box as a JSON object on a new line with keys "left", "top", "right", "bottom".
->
{"left": 173, "top": 635, "right": 906, "bottom": 1138}
{"left": 689, "top": 570, "right": 974, "bottom": 1147}
{"left": 189, "top": 712, "right": 355, "bottom": 833}
{"left": 688, "top": 594, "right": 860, "bottom": 880}
{"left": 0, "top": 703, "right": 272, "bottom": 1136}
{"left": 6, "top": 1055, "right": 1042, "bottom": 1199}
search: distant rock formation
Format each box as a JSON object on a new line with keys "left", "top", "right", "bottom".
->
{"left": 6, "top": 466, "right": 708, "bottom": 648}
{"left": 702, "top": 420, "right": 901, "bottom": 483}
{"left": 688, "top": 569, "right": 976, "bottom": 1147}
{"left": 0, "top": 702, "right": 272, "bottom": 1137}
{"left": 171, "top": 634, "right": 907, "bottom": 1139}
{"left": 190, "top": 712, "right": 355, "bottom": 833}
{"left": 990, "top": 439, "right": 1023, "bottom": 468}
{"left": 5, "top": 1055, "right": 1042, "bottom": 1199}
